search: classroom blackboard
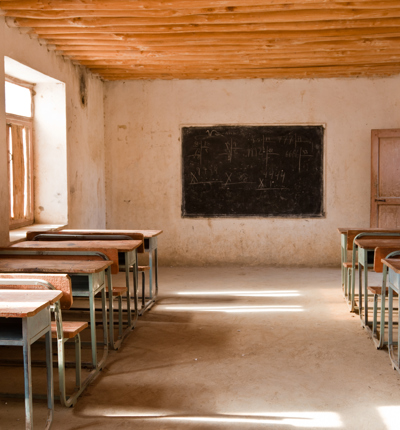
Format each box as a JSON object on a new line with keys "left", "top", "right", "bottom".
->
{"left": 181, "top": 125, "right": 324, "bottom": 218}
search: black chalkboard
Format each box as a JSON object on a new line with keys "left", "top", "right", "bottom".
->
{"left": 181, "top": 125, "right": 324, "bottom": 218}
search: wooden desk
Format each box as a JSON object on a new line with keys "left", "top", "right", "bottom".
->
{"left": 0, "top": 273, "right": 89, "bottom": 408}
{"left": 381, "top": 258, "right": 400, "bottom": 373}
{"left": 58, "top": 229, "right": 162, "bottom": 314}
{"left": 0, "top": 289, "right": 62, "bottom": 430}
{"left": 338, "top": 228, "right": 400, "bottom": 308}
{"left": 0, "top": 255, "right": 111, "bottom": 370}
{"left": 369, "top": 249, "right": 400, "bottom": 349}
{"left": 354, "top": 237, "right": 400, "bottom": 329}
{"left": 10, "top": 239, "right": 142, "bottom": 345}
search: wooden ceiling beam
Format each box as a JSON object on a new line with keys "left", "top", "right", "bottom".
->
{"left": 76, "top": 55, "right": 400, "bottom": 68}
{"left": 58, "top": 49, "right": 400, "bottom": 63}
{"left": 19, "top": 18, "right": 400, "bottom": 36}
{"left": 92, "top": 63, "right": 400, "bottom": 79}
{"left": 9, "top": 10, "right": 400, "bottom": 28}
{"left": 42, "top": 30, "right": 400, "bottom": 44}
{"left": 2, "top": 0, "right": 399, "bottom": 11}
{"left": 3, "top": 2, "right": 400, "bottom": 18}
{"left": 52, "top": 37, "right": 400, "bottom": 52}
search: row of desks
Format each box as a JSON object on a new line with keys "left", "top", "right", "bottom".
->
{"left": 0, "top": 228, "right": 162, "bottom": 429}
{"left": 338, "top": 227, "right": 400, "bottom": 373}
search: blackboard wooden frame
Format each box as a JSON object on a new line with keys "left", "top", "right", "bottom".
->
{"left": 181, "top": 125, "right": 325, "bottom": 218}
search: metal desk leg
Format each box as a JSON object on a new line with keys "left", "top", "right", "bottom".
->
{"left": 155, "top": 247, "right": 159, "bottom": 297}
{"left": 22, "top": 321, "right": 34, "bottom": 429}
{"left": 373, "top": 266, "right": 388, "bottom": 349}
{"left": 22, "top": 313, "right": 54, "bottom": 430}
{"left": 388, "top": 283, "right": 395, "bottom": 367}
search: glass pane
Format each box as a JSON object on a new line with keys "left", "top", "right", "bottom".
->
{"left": 5, "top": 81, "right": 32, "bottom": 117}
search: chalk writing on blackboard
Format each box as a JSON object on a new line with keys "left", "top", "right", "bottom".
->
{"left": 182, "top": 125, "right": 324, "bottom": 217}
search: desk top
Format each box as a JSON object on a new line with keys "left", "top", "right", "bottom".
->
{"left": 0, "top": 257, "right": 112, "bottom": 274}
{"left": 10, "top": 240, "right": 141, "bottom": 275}
{"left": 382, "top": 258, "right": 400, "bottom": 275}
{"left": 0, "top": 289, "right": 62, "bottom": 318}
{"left": 11, "top": 240, "right": 142, "bottom": 252}
{"left": 61, "top": 229, "right": 163, "bottom": 238}
{"left": 338, "top": 228, "right": 400, "bottom": 234}
{"left": 354, "top": 237, "right": 400, "bottom": 249}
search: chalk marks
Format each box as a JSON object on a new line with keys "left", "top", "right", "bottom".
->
{"left": 182, "top": 125, "right": 324, "bottom": 217}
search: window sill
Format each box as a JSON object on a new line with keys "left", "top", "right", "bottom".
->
{"left": 9, "top": 223, "right": 67, "bottom": 244}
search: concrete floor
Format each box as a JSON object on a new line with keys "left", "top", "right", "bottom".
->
{"left": 1, "top": 267, "right": 400, "bottom": 430}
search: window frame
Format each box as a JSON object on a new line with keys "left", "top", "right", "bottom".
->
{"left": 6, "top": 76, "right": 35, "bottom": 229}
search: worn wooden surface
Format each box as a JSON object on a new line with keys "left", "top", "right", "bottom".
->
{"left": 0, "top": 273, "right": 72, "bottom": 310}
{"left": 345, "top": 229, "right": 400, "bottom": 250}
{"left": 26, "top": 229, "right": 148, "bottom": 253}
{"left": 0, "top": 257, "right": 112, "bottom": 274}
{"left": 61, "top": 229, "right": 163, "bottom": 238}
{"left": 10, "top": 240, "right": 141, "bottom": 274}
{"left": 371, "top": 129, "right": 400, "bottom": 228}
{"left": 51, "top": 321, "right": 88, "bottom": 339}
{"left": 382, "top": 257, "right": 400, "bottom": 275}
{"left": 0, "top": 289, "right": 62, "bottom": 318}
{"left": 2, "top": 1, "right": 400, "bottom": 79}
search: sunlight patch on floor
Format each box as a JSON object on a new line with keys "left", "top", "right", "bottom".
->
{"left": 158, "top": 305, "right": 303, "bottom": 313}
{"left": 377, "top": 406, "right": 400, "bottom": 430}
{"left": 177, "top": 290, "right": 301, "bottom": 297}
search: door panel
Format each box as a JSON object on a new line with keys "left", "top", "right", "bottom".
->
{"left": 378, "top": 205, "right": 400, "bottom": 228}
{"left": 371, "top": 129, "right": 400, "bottom": 227}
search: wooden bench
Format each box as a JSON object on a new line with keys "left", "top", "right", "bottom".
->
{"left": 0, "top": 274, "right": 89, "bottom": 408}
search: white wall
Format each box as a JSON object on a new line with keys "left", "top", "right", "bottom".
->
{"left": 104, "top": 78, "right": 400, "bottom": 266}
{"left": 1, "top": 22, "right": 106, "bottom": 243}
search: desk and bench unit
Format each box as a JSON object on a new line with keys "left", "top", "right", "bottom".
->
{"left": 338, "top": 227, "right": 400, "bottom": 373}
{"left": 0, "top": 227, "right": 162, "bottom": 428}
{"left": 0, "top": 286, "right": 63, "bottom": 430}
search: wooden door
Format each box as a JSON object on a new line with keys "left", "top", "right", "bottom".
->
{"left": 371, "top": 129, "right": 400, "bottom": 227}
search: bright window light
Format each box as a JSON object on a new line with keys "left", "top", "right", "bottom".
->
{"left": 5, "top": 81, "right": 32, "bottom": 117}
{"left": 377, "top": 406, "right": 400, "bottom": 430}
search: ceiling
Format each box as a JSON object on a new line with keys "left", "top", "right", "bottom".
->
{"left": 2, "top": 0, "right": 400, "bottom": 81}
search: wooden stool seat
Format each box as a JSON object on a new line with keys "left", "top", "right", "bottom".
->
{"left": 368, "top": 286, "right": 398, "bottom": 297}
{"left": 343, "top": 262, "right": 358, "bottom": 269}
{"left": 106, "top": 286, "right": 127, "bottom": 297}
{"left": 138, "top": 265, "right": 150, "bottom": 271}
{"left": 51, "top": 321, "right": 88, "bottom": 339}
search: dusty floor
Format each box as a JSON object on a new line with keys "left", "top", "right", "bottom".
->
{"left": 1, "top": 267, "right": 400, "bottom": 430}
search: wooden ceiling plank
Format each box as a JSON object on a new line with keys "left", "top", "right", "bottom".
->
{"left": 10, "top": 9, "right": 400, "bottom": 28}
{"left": 3, "top": 2, "right": 400, "bottom": 19}
{"left": 21, "top": 18, "right": 400, "bottom": 35}
{"left": 75, "top": 56, "right": 400, "bottom": 68}
{"left": 59, "top": 50, "right": 400, "bottom": 63}
{"left": 2, "top": 0, "right": 400, "bottom": 11}
{"left": 52, "top": 37, "right": 400, "bottom": 52}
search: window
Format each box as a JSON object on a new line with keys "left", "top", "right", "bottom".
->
{"left": 6, "top": 77, "right": 34, "bottom": 229}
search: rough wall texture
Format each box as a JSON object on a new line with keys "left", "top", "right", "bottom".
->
{"left": 2, "top": 23, "right": 106, "bottom": 235}
{"left": 104, "top": 78, "right": 400, "bottom": 267}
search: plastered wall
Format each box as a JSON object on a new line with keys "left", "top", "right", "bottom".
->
{"left": 104, "top": 78, "right": 400, "bottom": 266}
{"left": 1, "top": 22, "right": 106, "bottom": 245}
